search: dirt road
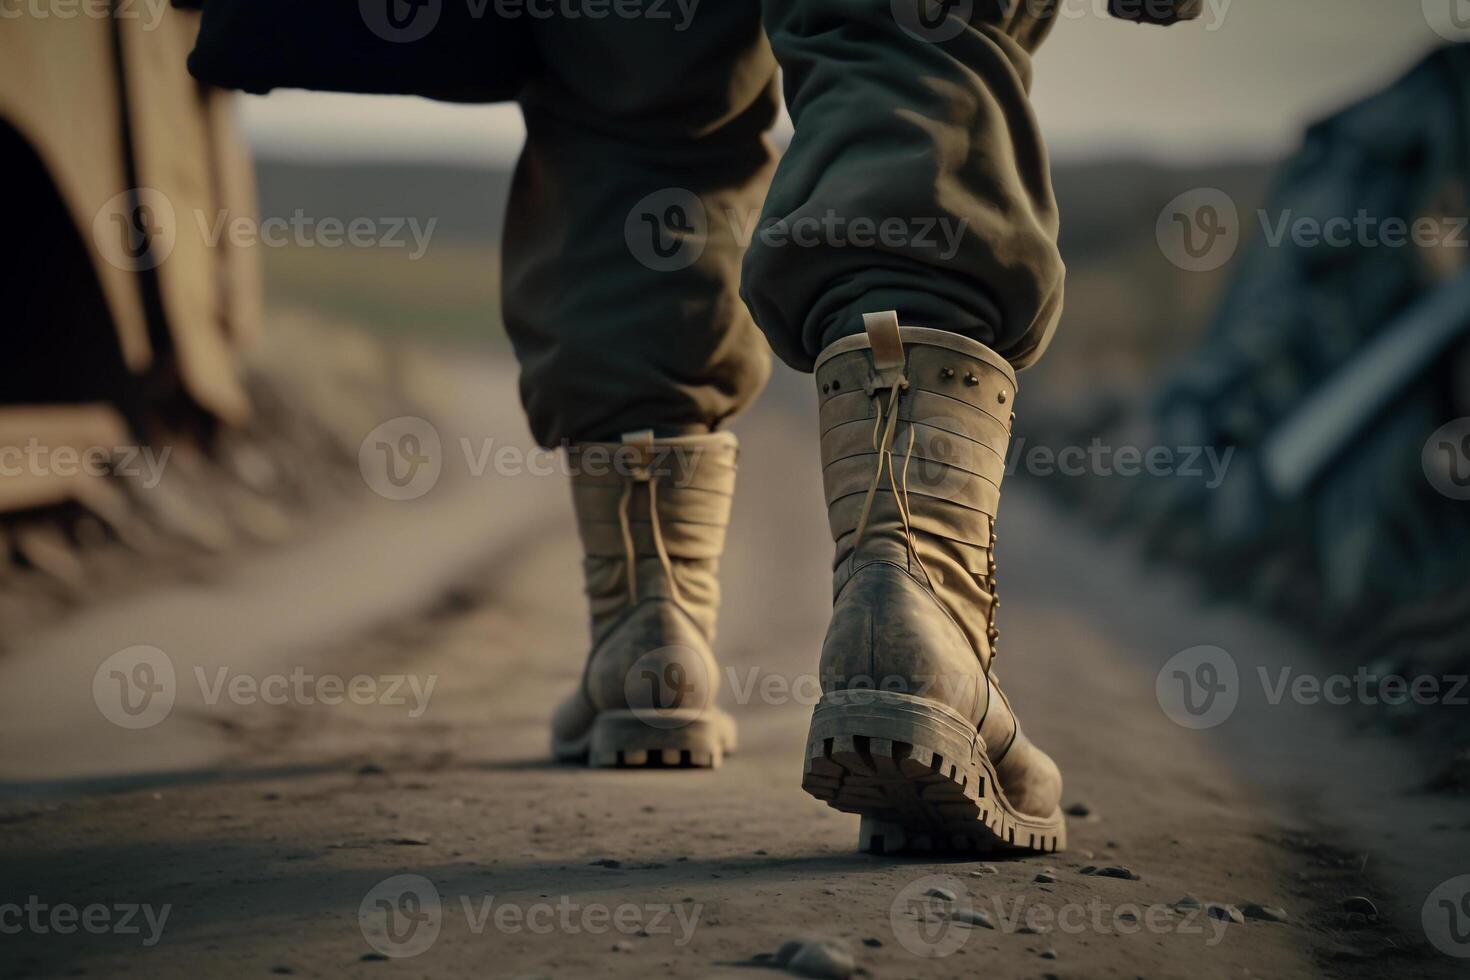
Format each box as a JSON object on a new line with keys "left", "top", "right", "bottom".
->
{"left": 2, "top": 353, "right": 1468, "bottom": 979}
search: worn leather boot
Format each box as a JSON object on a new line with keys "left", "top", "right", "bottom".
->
{"left": 551, "top": 430, "right": 738, "bottom": 768}
{"left": 801, "top": 312, "right": 1066, "bottom": 853}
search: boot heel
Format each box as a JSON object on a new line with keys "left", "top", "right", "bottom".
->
{"left": 587, "top": 709, "right": 734, "bottom": 769}
{"left": 801, "top": 690, "right": 1065, "bottom": 854}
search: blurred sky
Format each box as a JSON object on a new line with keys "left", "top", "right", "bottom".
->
{"left": 242, "top": 1, "right": 1462, "bottom": 165}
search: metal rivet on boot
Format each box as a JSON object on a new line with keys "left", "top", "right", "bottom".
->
{"left": 941, "top": 367, "right": 955, "bottom": 380}
{"left": 964, "top": 372, "right": 979, "bottom": 386}
{"left": 832, "top": 379, "right": 841, "bottom": 390}
{"left": 822, "top": 383, "right": 830, "bottom": 394}
{"left": 998, "top": 390, "right": 1008, "bottom": 404}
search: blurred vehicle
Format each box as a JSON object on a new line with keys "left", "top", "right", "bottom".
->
{"left": 0, "top": 4, "right": 260, "bottom": 517}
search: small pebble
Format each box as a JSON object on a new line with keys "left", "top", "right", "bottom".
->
{"left": 1083, "top": 866, "right": 1139, "bottom": 881}
{"left": 387, "top": 834, "right": 430, "bottom": 846}
{"left": 1205, "top": 903, "right": 1245, "bottom": 925}
{"left": 1242, "top": 904, "right": 1288, "bottom": 923}
{"left": 1040, "top": 949, "right": 1058, "bottom": 960}
{"left": 1174, "top": 894, "right": 1201, "bottom": 909}
{"left": 950, "top": 907, "right": 995, "bottom": 929}
{"left": 776, "top": 938, "right": 855, "bottom": 980}
{"left": 1342, "top": 896, "right": 1378, "bottom": 918}
{"left": 1034, "top": 872, "right": 1057, "bottom": 884}
{"left": 360, "top": 953, "right": 388, "bottom": 962}
{"left": 590, "top": 858, "right": 622, "bottom": 868}
{"left": 861, "top": 938, "right": 882, "bottom": 948}
{"left": 1064, "top": 802, "right": 1091, "bottom": 817}
{"left": 611, "top": 940, "right": 634, "bottom": 953}
{"left": 924, "top": 886, "right": 956, "bottom": 901}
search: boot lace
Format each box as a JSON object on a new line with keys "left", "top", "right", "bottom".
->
{"left": 849, "top": 362, "right": 1002, "bottom": 671}
{"left": 617, "top": 465, "right": 684, "bottom": 611}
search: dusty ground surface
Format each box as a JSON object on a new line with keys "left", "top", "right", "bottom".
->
{"left": 2, "top": 351, "right": 1469, "bottom": 979}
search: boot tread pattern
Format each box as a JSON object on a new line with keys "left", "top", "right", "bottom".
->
{"left": 585, "top": 709, "right": 732, "bottom": 770}
{"left": 802, "top": 693, "right": 1064, "bottom": 854}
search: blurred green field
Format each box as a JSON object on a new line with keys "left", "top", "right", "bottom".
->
{"left": 262, "top": 240, "right": 505, "bottom": 347}
{"left": 253, "top": 156, "right": 1275, "bottom": 385}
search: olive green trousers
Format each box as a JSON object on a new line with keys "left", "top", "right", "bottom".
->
{"left": 503, "top": 0, "right": 1065, "bottom": 445}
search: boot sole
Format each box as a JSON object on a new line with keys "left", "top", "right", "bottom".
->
{"left": 802, "top": 690, "right": 1066, "bottom": 854}
{"left": 554, "top": 709, "right": 736, "bottom": 769}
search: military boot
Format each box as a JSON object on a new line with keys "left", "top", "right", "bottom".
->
{"left": 551, "top": 430, "right": 738, "bottom": 768}
{"left": 801, "top": 312, "right": 1066, "bottom": 853}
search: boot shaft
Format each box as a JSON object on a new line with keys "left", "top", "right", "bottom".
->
{"left": 814, "top": 314, "right": 1016, "bottom": 667}
{"left": 570, "top": 430, "right": 738, "bottom": 644}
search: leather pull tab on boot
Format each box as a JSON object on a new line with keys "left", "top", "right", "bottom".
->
{"left": 862, "top": 310, "right": 908, "bottom": 394}
{"left": 863, "top": 311, "right": 904, "bottom": 369}
{"left": 620, "top": 429, "right": 655, "bottom": 450}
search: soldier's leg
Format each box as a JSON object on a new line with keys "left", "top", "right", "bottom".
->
{"left": 503, "top": 6, "right": 778, "bottom": 446}
{"left": 748, "top": 1, "right": 1072, "bottom": 850}
{"left": 743, "top": 0, "right": 1064, "bottom": 372}
{"left": 504, "top": 6, "right": 777, "bottom": 767}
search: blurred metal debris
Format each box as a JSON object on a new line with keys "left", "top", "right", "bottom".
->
{"left": 1134, "top": 45, "right": 1470, "bottom": 639}
{"left": 1028, "top": 47, "right": 1470, "bottom": 739}
{"left": 1261, "top": 266, "right": 1470, "bottom": 500}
